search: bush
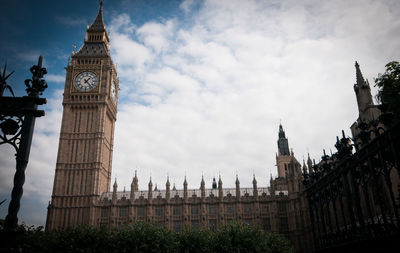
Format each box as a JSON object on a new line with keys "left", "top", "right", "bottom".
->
{"left": 3, "top": 222, "right": 293, "bottom": 253}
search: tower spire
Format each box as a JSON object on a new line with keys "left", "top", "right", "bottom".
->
{"left": 81, "top": 0, "right": 110, "bottom": 51}
{"left": 355, "top": 61, "right": 368, "bottom": 88}
{"left": 353, "top": 61, "right": 374, "bottom": 115}
{"left": 277, "top": 123, "right": 290, "bottom": 155}
{"left": 88, "top": 1, "right": 106, "bottom": 32}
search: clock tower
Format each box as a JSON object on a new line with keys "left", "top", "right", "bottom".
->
{"left": 46, "top": 1, "right": 118, "bottom": 230}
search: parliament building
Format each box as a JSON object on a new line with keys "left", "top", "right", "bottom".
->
{"left": 45, "top": 3, "right": 390, "bottom": 252}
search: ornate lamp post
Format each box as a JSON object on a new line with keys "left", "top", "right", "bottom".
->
{"left": 0, "top": 56, "right": 48, "bottom": 230}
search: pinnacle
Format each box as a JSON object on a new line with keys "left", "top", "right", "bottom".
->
{"left": 88, "top": 1, "right": 106, "bottom": 32}
{"left": 355, "top": 61, "right": 368, "bottom": 88}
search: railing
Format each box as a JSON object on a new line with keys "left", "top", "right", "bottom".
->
{"left": 303, "top": 122, "right": 400, "bottom": 252}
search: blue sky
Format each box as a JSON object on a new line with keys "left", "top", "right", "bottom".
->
{"left": 1, "top": 0, "right": 400, "bottom": 227}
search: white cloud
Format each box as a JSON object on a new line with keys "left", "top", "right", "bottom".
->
{"left": 110, "top": 0, "right": 400, "bottom": 193}
{"left": 137, "top": 20, "right": 176, "bottom": 53}
{"left": 2, "top": 0, "right": 400, "bottom": 226}
{"left": 180, "top": 0, "right": 196, "bottom": 14}
{"left": 46, "top": 74, "right": 65, "bottom": 83}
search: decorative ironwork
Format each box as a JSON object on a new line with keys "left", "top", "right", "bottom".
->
{"left": 0, "top": 56, "right": 48, "bottom": 230}
{"left": 303, "top": 122, "right": 400, "bottom": 252}
{"left": 0, "top": 62, "right": 15, "bottom": 97}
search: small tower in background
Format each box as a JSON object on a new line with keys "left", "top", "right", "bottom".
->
{"left": 276, "top": 124, "right": 292, "bottom": 178}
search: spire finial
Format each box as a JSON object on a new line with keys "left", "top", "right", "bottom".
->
{"left": 253, "top": 174, "right": 257, "bottom": 184}
{"left": 87, "top": 0, "right": 106, "bottom": 32}
{"left": 355, "top": 61, "right": 368, "bottom": 87}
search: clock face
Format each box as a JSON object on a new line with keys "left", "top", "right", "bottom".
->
{"left": 111, "top": 80, "right": 117, "bottom": 102}
{"left": 75, "top": 71, "right": 98, "bottom": 91}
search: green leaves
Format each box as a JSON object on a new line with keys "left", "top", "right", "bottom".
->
{"left": 375, "top": 61, "right": 400, "bottom": 125}
{"left": 5, "top": 222, "right": 292, "bottom": 253}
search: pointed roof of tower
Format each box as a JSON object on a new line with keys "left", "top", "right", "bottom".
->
{"left": 132, "top": 170, "right": 138, "bottom": 183}
{"left": 252, "top": 174, "right": 257, "bottom": 185}
{"left": 277, "top": 123, "right": 290, "bottom": 156}
{"left": 212, "top": 177, "right": 217, "bottom": 189}
{"left": 235, "top": 174, "right": 240, "bottom": 184}
{"left": 355, "top": 61, "right": 369, "bottom": 88}
{"left": 184, "top": 176, "right": 188, "bottom": 186}
{"left": 87, "top": 1, "right": 106, "bottom": 32}
{"left": 113, "top": 178, "right": 118, "bottom": 188}
{"left": 74, "top": 1, "right": 110, "bottom": 57}
{"left": 278, "top": 124, "right": 286, "bottom": 138}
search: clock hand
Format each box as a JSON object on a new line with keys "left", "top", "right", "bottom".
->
{"left": 84, "top": 78, "right": 91, "bottom": 84}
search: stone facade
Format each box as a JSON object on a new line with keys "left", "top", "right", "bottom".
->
{"left": 93, "top": 123, "right": 311, "bottom": 252}
{"left": 46, "top": 3, "right": 313, "bottom": 252}
{"left": 46, "top": 2, "right": 118, "bottom": 230}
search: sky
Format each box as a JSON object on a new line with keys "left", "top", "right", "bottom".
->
{"left": 0, "top": 0, "right": 399, "bottom": 227}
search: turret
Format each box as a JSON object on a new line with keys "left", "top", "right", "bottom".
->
{"left": 252, "top": 174, "right": 258, "bottom": 198}
{"left": 218, "top": 175, "right": 223, "bottom": 200}
{"left": 307, "top": 153, "right": 313, "bottom": 175}
{"left": 354, "top": 61, "right": 374, "bottom": 116}
{"left": 270, "top": 174, "right": 275, "bottom": 195}
{"left": 130, "top": 171, "right": 137, "bottom": 202}
{"left": 235, "top": 175, "right": 240, "bottom": 199}
{"left": 112, "top": 178, "right": 117, "bottom": 204}
{"left": 212, "top": 177, "right": 217, "bottom": 189}
{"left": 184, "top": 176, "right": 188, "bottom": 201}
{"left": 148, "top": 178, "right": 153, "bottom": 201}
{"left": 277, "top": 124, "right": 290, "bottom": 156}
{"left": 201, "top": 176, "right": 205, "bottom": 200}
{"left": 302, "top": 159, "right": 308, "bottom": 175}
{"left": 132, "top": 170, "right": 138, "bottom": 191}
{"left": 166, "top": 176, "right": 170, "bottom": 201}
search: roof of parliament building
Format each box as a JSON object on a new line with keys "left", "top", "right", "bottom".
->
{"left": 100, "top": 187, "right": 288, "bottom": 201}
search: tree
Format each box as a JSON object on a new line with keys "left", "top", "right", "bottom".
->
{"left": 3, "top": 222, "right": 293, "bottom": 253}
{"left": 375, "top": 61, "right": 400, "bottom": 125}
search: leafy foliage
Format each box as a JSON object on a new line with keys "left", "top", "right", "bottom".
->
{"left": 2, "top": 222, "right": 292, "bottom": 253}
{"left": 375, "top": 61, "right": 400, "bottom": 125}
